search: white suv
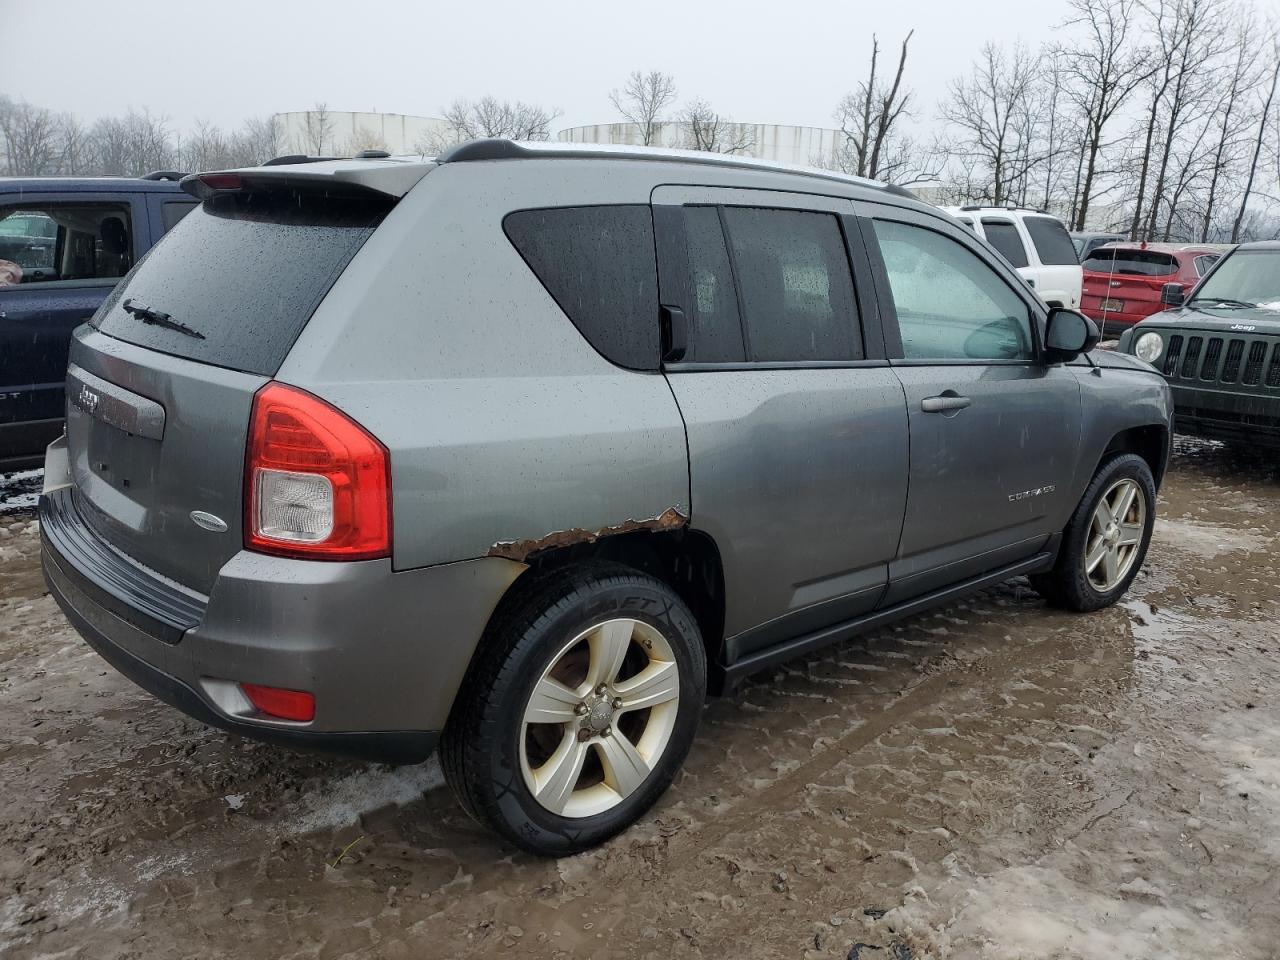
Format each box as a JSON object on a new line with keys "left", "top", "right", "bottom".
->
{"left": 943, "top": 206, "right": 1083, "bottom": 310}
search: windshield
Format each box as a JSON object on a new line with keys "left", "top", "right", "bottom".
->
{"left": 1191, "top": 249, "right": 1280, "bottom": 309}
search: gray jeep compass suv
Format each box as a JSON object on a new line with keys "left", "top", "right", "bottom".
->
{"left": 39, "top": 140, "right": 1172, "bottom": 855}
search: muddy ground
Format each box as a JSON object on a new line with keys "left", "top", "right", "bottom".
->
{"left": 1, "top": 440, "right": 1277, "bottom": 959}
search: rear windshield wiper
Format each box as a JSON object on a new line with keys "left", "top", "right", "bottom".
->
{"left": 1187, "top": 297, "right": 1256, "bottom": 309}
{"left": 122, "top": 298, "right": 206, "bottom": 340}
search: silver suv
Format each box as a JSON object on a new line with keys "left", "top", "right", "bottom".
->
{"left": 39, "top": 140, "right": 1172, "bottom": 855}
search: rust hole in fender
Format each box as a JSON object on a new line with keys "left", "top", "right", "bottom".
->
{"left": 486, "top": 507, "right": 689, "bottom": 562}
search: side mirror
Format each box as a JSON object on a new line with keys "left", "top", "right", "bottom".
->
{"left": 1161, "top": 282, "right": 1185, "bottom": 306}
{"left": 1044, "top": 307, "right": 1100, "bottom": 363}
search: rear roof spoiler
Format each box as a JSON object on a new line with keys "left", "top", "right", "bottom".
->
{"left": 180, "top": 156, "right": 434, "bottom": 200}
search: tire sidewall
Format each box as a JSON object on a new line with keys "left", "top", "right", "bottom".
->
{"left": 484, "top": 577, "right": 704, "bottom": 854}
{"left": 1065, "top": 454, "right": 1157, "bottom": 608}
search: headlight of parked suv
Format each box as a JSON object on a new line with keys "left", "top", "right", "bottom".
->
{"left": 1135, "top": 332, "right": 1164, "bottom": 364}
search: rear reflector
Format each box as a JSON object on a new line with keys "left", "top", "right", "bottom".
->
{"left": 241, "top": 683, "right": 316, "bottom": 722}
{"left": 246, "top": 382, "right": 391, "bottom": 560}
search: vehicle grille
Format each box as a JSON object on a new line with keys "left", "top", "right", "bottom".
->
{"left": 1153, "top": 330, "right": 1280, "bottom": 393}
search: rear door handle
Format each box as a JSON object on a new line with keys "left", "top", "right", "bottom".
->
{"left": 921, "top": 394, "right": 972, "bottom": 413}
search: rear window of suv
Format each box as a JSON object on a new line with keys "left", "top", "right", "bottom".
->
{"left": 1082, "top": 249, "right": 1179, "bottom": 276}
{"left": 1022, "top": 216, "right": 1078, "bottom": 265}
{"left": 94, "top": 189, "right": 391, "bottom": 376}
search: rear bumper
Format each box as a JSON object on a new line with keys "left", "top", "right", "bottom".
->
{"left": 40, "top": 482, "right": 526, "bottom": 762}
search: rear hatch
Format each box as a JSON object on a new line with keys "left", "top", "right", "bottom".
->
{"left": 66, "top": 173, "right": 404, "bottom": 595}
{"left": 1082, "top": 248, "right": 1179, "bottom": 323}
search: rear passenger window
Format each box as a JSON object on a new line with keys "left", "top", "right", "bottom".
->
{"left": 720, "top": 207, "right": 861, "bottom": 362}
{"left": 981, "top": 219, "right": 1029, "bottom": 268}
{"left": 504, "top": 205, "right": 659, "bottom": 370}
{"left": 1022, "top": 216, "right": 1078, "bottom": 265}
{"left": 683, "top": 206, "right": 745, "bottom": 362}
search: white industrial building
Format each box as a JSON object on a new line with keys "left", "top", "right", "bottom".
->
{"left": 272, "top": 110, "right": 452, "bottom": 156}
{"left": 558, "top": 122, "right": 845, "bottom": 170}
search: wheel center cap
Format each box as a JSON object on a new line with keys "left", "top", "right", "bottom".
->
{"left": 585, "top": 698, "right": 614, "bottom": 732}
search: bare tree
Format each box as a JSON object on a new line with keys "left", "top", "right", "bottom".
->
{"left": 834, "top": 31, "right": 915, "bottom": 181}
{"left": 302, "top": 102, "right": 334, "bottom": 155}
{"left": 940, "top": 42, "right": 1041, "bottom": 205}
{"left": 0, "top": 99, "right": 59, "bottom": 176}
{"left": 54, "top": 112, "right": 92, "bottom": 175}
{"left": 1199, "top": 16, "right": 1261, "bottom": 239}
{"left": 234, "top": 115, "right": 281, "bottom": 165}
{"left": 678, "top": 99, "right": 755, "bottom": 155}
{"left": 182, "top": 119, "right": 237, "bottom": 171}
{"left": 439, "top": 97, "right": 561, "bottom": 147}
{"left": 609, "top": 70, "right": 678, "bottom": 146}
{"left": 1233, "top": 42, "right": 1280, "bottom": 241}
{"left": 1139, "top": 0, "right": 1231, "bottom": 239}
{"left": 1061, "top": 0, "right": 1156, "bottom": 229}
{"left": 347, "top": 126, "right": 388, "bottom": 153}
{"left": 1033, "top": 49, "right": 1079, "bottom": 214}
{"left": 84, "top": 109, "right": 173, "bottom": 176}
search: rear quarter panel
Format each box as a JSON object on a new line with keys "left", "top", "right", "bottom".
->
{"left": 277, "top": 161, "right": 691, "bottom": 571}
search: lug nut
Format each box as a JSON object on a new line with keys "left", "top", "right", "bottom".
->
{"left": 602, "top": 727, "right": 612, "bottom": 737}
{"left": 576, "top": 728, "right": 593, "bottom": 742}
{"left": 612, "top": 697, "right": 623, "bottom": 709}
{"left": 595, "top": 683, "right": 608, "bottom": 696}
{"left": 574, "top": 702, "right": 588, "bottom": 716}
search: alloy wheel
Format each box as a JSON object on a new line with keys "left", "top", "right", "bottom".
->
{"left": 519, "top": 618, "right": 681, "bottom": 818}
{"left": 1084, "top": 478, "right": 1146, "bottom": 592}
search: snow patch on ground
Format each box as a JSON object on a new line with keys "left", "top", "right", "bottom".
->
{"left": 1201, "top": 708, "right": 1280, "bottom": 855}
{"left": 884, "top": 861, "right": 1244, "bottom": 959}
{"left": 0, "top": 469, "right": 41, "bottom": 516}
{"left": 286, "top": 759, "right": 444, "bottom": 835}
{"left": 1154, "top": 517, "right": 1270, "bottom": 558}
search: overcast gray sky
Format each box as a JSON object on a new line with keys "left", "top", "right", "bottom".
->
{"left": 3, "top": 0, "right": 1277, "bottom": 136}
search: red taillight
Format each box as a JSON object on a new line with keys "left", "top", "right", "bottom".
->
{"left": 242, "top": 683, "right": 316, "bottom": 722}
{"left": 245, "top": 382, "right": 391, "bottom": 560}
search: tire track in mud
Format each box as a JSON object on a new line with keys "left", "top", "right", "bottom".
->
{"left": 651, "top": 627, "right": 1051, "bottom": 869}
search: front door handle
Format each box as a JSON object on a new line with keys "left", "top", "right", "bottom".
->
{"left": 921, "top": 394, "right": 972, "bottom": 413}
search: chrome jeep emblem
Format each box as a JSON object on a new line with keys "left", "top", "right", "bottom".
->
{"left": 1230, "top": 324, "right": 1257, "bottom": 332}
{"left": 190, "top": 510, "right": 228, "bottom": 533}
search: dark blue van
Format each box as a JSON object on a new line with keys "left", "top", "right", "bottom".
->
{"left": 0, "top": 174, "right": 197, "bottom": 469}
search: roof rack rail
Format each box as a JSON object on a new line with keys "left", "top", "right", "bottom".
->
{"left": 436, "top": 139, "right": 529, "bottom": 163}
{"left": 261, "top": 154, "right": 345, "bottom": 167}
{"left": 354, "top": 149, "right": 391, "bottom": 159}
{"left": 434, "top": 138, "right": 927, "bottom": 202}
{"left": 142, "top": 170, "right": 185, "bottom": 181}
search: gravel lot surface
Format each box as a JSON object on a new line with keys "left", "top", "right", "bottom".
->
{"left": 1, "top": 440, "right": 1277, "bottom": 959}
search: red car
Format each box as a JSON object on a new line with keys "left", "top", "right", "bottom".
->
{"left": 1081, "top": 242, "right": 1227, "bottom": 333}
